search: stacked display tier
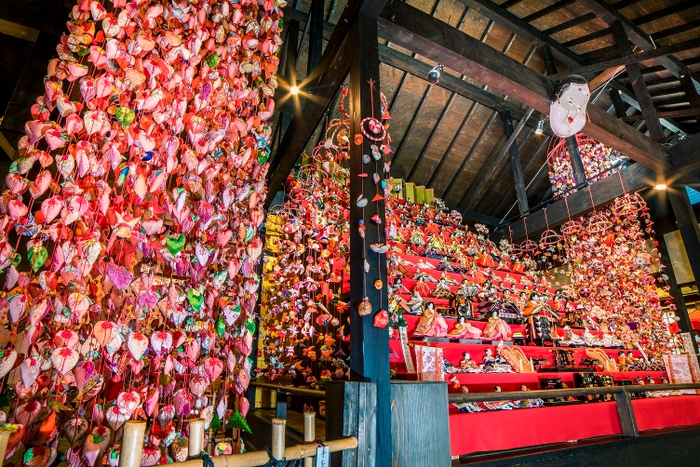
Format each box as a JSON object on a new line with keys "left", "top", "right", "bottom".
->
{"left": 449, "top": 396, "right": 700, "bottom": 456}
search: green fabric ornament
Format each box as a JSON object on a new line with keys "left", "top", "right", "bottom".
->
{"left": 206, "top": 52, "right": 219, "bottom": 68}
{"left": 187, "top": 289, "right": 204, "bottom": 311}
{"left": 244, "top": 318, "right": 256, "bottom": 335}
{"left": 27, "top": 245, "right": 48, "bottom": 272}
{"left": 166, "top": 233, "right": 186, "bottom": 255}
{"left": 226, "top": 409, "right": 251, "bottom": 434}
{"left": 216, "top": 316, "right": 226, "bottom": 337}
{"left": 115, "top": 106, "right": 136, "bottom": 128}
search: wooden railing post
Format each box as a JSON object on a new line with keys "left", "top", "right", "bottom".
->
{"left": 303, "top": 412, "right": 316, "bottom": 467}
{"left": 188, "top": 418, "right": 205, "bottom": 458}
{"left": 119, "top": 420, "right": 147, "bottom": 467}
{"left": 390, "top": 381, "right": 451, "bottom": 467}
{"left": 0, "top": 428, "right": 10, "bottom": 467}
{"left": 275, "top": 389, "right": 288, "bottom": 420}
{"left": 615, "top": 389, "right": 639, "bottom": 437}
{"left": 326, "top": 381, "right": 377, "bottom": 467}
{"left": 272, "top": 418, "right": 287, "bottom": 460}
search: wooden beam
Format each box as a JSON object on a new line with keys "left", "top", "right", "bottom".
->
{"left": 611, "top": 21, "right": 664, "bottom": 141}
{"left": 577, "top": 0, "right": 700, "bottom": 94}
{"left": 680, "top": 75, "right": 700, "bottom": 123}
{"left": 500, "top": 131, "right": 700, "bottom": 241}
{"left": 668, "top": 186, "right": 700, "bottom": 303}
{"left": 670, "top": 133, "right": 700, "bottom": 172}
{"left": 0, "top": 18, "right": 38, "bottom": 42}
{"left": 550, "top": 37, "right": 700, "bottom": 81}
{"left": 498, "top": 162, "right": 657, "bottom": 241}
{"left": 610, "top": 88, "right": 627, "bottom": 117}
{"left": 621, "top": 108, "right": 700, "bottom": 122}
{"left": 377, "top": 2, "right": 673, "bottom": 173}
{"left": 265, "top": 3, "right": 358, "bottom": 206}
{"left": 503, "top": 111, "right": 530, "bottom": 214}
{"left": 347, "top": 13, "right": 391, "bottom": 467}
{"left": 455, "top": 0, "right": 687, "bottom": 136}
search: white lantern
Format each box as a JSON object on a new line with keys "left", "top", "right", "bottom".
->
{"left": 549, "top": 75, "right": 590, "bottom": 138}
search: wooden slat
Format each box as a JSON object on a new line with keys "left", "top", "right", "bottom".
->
{"left": 390, "top": 382, "right": 451, "bottom": 467}
{"left": 522, "top": 0, "right": 575, "bottom": 23}
{"left": 377, "top": 2, "right": 673, "bottom": 173}
{"left": 551, "top": 37, "right": 700, "bottom": 81}
{"left": 390, "top": 85, "right": 432, "bottom": 167}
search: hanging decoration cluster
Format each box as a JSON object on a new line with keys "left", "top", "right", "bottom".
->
{"left": 547, "top": 134, "right": 625, "bottom": 198}
{"left": 258, "top": 88, "right": 353, "bottom": 386}
{"left": 563, "top": 193, "right": 674, "bottom": 360}
{"left": 0, "top": 0, "right": 283, "bottom": 464}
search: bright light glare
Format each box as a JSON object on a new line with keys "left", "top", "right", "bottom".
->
{"left": 654, "top": 184, "right": 667, "bottom": 190}
{"left": 290, "top": 85, "right": 299, "bottom": 95}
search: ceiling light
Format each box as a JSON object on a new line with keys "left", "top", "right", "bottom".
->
{"left": 535, "top": 119, "right": 544, "bottom": 135}
{"left": 428, "top": 64, "right": 444, "bottom": 85}
{"left": 654, "top": 183, "right": 667, "bottom": 190}
{"left": 290, "top": 85, "right": 299, "bottom": 95}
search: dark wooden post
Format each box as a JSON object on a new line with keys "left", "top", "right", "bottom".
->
{"left": 308, "top": 0, "right": 324, "bottom": 75}
{"left": 566, "top": 136, "right": 587, "bottom": 188}
{"left": 348, "top": 13, "right": 391, "bottom": 467}
{"left": 615, "top": 389, "right": 639, "bottom": 437}
{"left": 611, "top": 21, "right": 664, "bottom": 142}
{"left": 667, "top": 187, "right": 700, "bottom": 356}
{"left": 502, "top": 111, "right": 529, "bottom": 215}
{"left": 390, "top": 382, "right": 451, "bottom": 467}
{"left": 326, "top": 381, "right": 378, "bottom": 467}
{"left": 656, "top": 229, "right": 700, "bottom": 356}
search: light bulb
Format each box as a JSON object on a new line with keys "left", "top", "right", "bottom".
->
{"left": 428, "top": 64, "right": 444, "bottom": 85}
{"left": 535, "top": 119, "right": 544, "bottom": 135}
{"left": 654, "top": 183, "right": 667, "bottom": 190}
{"left": 290, "top": 85, "right": 299, "bottom": 95}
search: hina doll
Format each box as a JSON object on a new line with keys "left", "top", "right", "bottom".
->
{"left": 412, "top": 276, "right": 432, "bottom": 296}
{"left": 458, "top": 352, "right": 481, "bottom": 372}
{"left": 557, "top": 326, "right": 586, "bottom": 346}
{"left": 407, "top": 291, "right": 425, "bottom": 315}
{"left": 412, "top": 302, "right": 448, "bottom": 338}
{"left": 448, "top": 317, "right": 483, "bottom": 340}
{"left": 482, "top": 309, "right": 513, "bottom": 341}
{"left": 432, "top": 274, "right": 456, "bottom": 299}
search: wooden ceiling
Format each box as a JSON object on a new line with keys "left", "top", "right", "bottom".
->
{"left": 0, "top": 0, "right": 699, "bottom": 228}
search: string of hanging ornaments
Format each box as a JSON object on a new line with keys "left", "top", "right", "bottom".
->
{"left": 547, "top": 134, "right": 625, "bottom": 199}
{"left": 0, "top": 0, "right": 285, "bottom": 465}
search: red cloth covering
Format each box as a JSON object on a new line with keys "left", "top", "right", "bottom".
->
{"left": 449, "top": 401, "right": 621, "bottom": 455}
{"left": 449, "top": 396, "right": 700, "bottom": 456}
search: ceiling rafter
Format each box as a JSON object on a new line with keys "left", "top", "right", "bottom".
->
{"left": 522, "top": 0, "right": 575, "bottom": 23}
{"left": 377, "top": 2, "right": 673, "bottom": 173}
{"left": 454, "top": 0, "right": 688, "bottom": 136}
{"left": 576, "top": 0, "right": 700, "bottom": 93}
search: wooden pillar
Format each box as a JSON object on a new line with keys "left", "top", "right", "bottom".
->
{"left": 611, "top": 21, "right": 664, "bottom": 142}
{"left": 347, "top": 13, "right": 390, "bottom": 467}
{"left": 656, "top": 227, "right": 699, "bottom": 355}
{"left": 308, "top": 0, "right": 324, "bottom": 75}
{"left": 668, "top": 186, "right": 700, "bottom": 355}
{"left": 502, "top": 111, "right": 529, "bottom": 215}
{"left": 325, "top": 381, "right": 377, "bottom": 467}
{"left": 566, "top": 136, "right": 587, "bottom": 188}
{"left": 609, "top": 88, "right": 627, "bottom": 118}
{"left": 390, "top": 382, "right": 451, "bottom": 467}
